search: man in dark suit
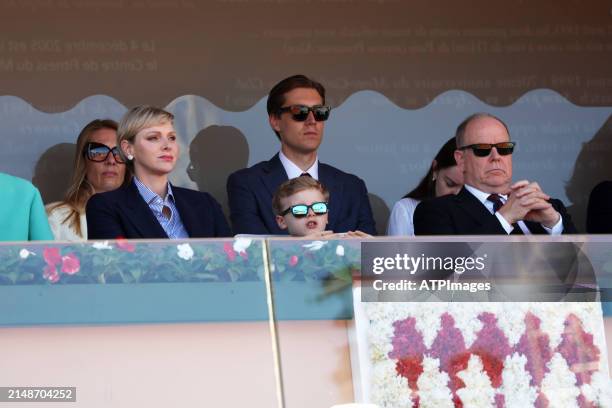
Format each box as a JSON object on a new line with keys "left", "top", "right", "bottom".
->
{"left": 227, "top": 75, "right": 376, "bottom": 235}
{"left": 414, "top": 113, "right": 576, "bottom": 235}
{"left": 587, "top": 181, "right": 612, "bottom": 233}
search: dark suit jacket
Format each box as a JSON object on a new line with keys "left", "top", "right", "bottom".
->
{"left": 587, "top": 181, "right": 612, "bottom": 233}
{"left": 414, "top": 187, "right": 577, "bottom": 235}
{"left": 226, "top": 154, "right": 376, "bottom": 235}
{"left": 86, "top": 180, "right": 231, "bottom": 239}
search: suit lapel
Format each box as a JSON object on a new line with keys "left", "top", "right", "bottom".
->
{"left": 456, "top": 187, "right": 496, "bottom": 226}
{"left": 173, "top": 187, "right": 197, "bottom": 237}
{"left": 319, "top": 163, "right": 343, "bottom": 227}
{"left": 261, "top": 154, "right": 289, "bottom": 197}
{"left": 123, "top": 180, "right": 168, "bottom": 239}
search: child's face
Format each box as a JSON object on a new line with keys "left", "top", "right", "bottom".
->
{"left": 275, "top": 188, "right": 328, "bottom": 237}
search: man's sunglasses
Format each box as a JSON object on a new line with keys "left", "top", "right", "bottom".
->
{"left": 459, "top": 142, "right": 516, "bottom": 157}
{"left": 278, "top": 105, "right": 331, "bottom": 122}
{"left": 84, "top": 142, "right": 125, "bottom": 163}
{"left": 281, "top": 202, "right": 329, "bottom": 218}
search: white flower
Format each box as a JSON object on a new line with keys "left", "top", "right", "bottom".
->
{"left": 456, "top": 354, "right": 496, "bottom": 408}
{"left": 233, "top": 238, "right": 252, "bottom": 254}
{"left": 541, "top": 353, "right": 580, "bottom": 408}
{"left": 335, "top": 244, "right": 345, "bottom": 257}
{"left": 500, "top": 353, "right": 537, "bottom": 408}
{"left": 19, "top": 249, "right": 33, "bottom": 259}
{"left": 302, "top": 240, "right": 328, "bottom": 251}
{"left": 417, "top": 357, "right": 454, "bottom": 408}
{"left": 92, "top": 241, "right": 113, "bottom": 250}
{"left": 177, "top": 243, "right": 194, "bottom": 260}
{"left": 370, "top": 360, "right": 413, "bottom": 408}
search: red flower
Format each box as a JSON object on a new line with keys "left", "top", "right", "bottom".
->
{"left": 223, "top": 242, "right": 237, "bottom": 261}
{"left": 43, "top": 264, "right": 59, "bottom": 283}
{"left": 288, "top": 255, "right": 298, "bottom": 266}
{"left": 61, "top": 253, "right": 80, "bottom": 275}
{"left": 470, "top": 313, "right": 511, "bottom": 388}
{"left": 396, "top": 357, "right": 423, "bottom": 391}
{"left": 116, "top": 238, "right": 136, "bottom": 252}
{"left": 43, "top": 247, "right": 61, "bottom": 266}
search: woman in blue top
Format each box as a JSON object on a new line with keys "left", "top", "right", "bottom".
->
{"left": 0, "top": 172, "right": 53, "bottom": 241}
{"left": 86, "top": 106, "right": 231, "bottom": 239}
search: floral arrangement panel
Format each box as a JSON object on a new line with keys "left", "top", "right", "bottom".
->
{"left": 1, "top": 238, "right": 360, "bottom": 285}
{"left": 352, "top": 299, "right": 612, "bottom": 408}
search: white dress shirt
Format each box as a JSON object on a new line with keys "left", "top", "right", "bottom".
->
{"left": 279, "top": 150, "right": 319, "bottom": 180}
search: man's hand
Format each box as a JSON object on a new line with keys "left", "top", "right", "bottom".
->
{"left": 498, "top": 180, "right": 560, "bottom": 227}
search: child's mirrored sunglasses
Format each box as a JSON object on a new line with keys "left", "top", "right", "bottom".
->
{"left": 281, "top": 202, "right": 329, "bottom": 218}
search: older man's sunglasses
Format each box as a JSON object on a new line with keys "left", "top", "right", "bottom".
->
{"left": 84, "top": 142, "right": 125, "bottom": 163}
{"left": 278, "top": 105, "right": 331, "bottom": 122}
{"left": 281, "top": 202, "right": 329, "bottom": 218}
{"left": 459, "top": 142, "right": 516, "bottom": 157}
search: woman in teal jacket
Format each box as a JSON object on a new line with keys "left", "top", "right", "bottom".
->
{"left": 0, "top": 172, "right": 53, "bottom": 241}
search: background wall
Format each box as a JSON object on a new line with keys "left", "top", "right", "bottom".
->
{"left": 1, "top": 0, "right": 611, "bottom": 232}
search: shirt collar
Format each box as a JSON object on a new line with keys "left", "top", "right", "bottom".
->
{"left": 134, "top": 177, "right": 174, "bottom": 204}
{"left": 278, "top": 150, "right": 319, "bottom": 180}
{"left": 464, "top": 184, "right": 508, "bottom": 206}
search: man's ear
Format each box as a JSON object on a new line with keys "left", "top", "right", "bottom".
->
{"left": 275, "top": 215, "right": 288, "bottom": 230}
{"left": 269, "top": 114, "right": 281, "bottom": 133}
{"left": 454, "top": 149, "right": 464, "bottom": 171}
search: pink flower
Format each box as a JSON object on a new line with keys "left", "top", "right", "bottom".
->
{"left": 239, "top": 251, "right": 248, "bottom": 260}
{"left": 116, "top": 238, "right": 136, "bottom": 253}
{"left": 61, "top": 253, "right": 80, "bottom": 275}
{"left": 43, "top": 264, "right": 60, "bottom": 283}
{"left": 223, "top": 242, "right": 237, "bottom": 261}
{"left": 43, "top": 247, "right": 61, "bottom": 266}
{"left": 288, "top": 255, "right": 298, "bottom": 267}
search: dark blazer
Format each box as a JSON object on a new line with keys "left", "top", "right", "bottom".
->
{"left": 586, "top": 181, "right": 612, "bottom": 233}
{"left": 226, "top": 154, "right": 376, "bottom": 235}
{"left": 414, "top": 186, "right": 577, "bottom": 235}
{"left": 86, "top": 180, "right": 231, "bottom": 239}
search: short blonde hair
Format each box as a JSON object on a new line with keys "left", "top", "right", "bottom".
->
{"left": 272, "top": 177, "right": 330, "bottom": 215}
{"left": 117, "top": 105, "right": 174, "bottom": 165}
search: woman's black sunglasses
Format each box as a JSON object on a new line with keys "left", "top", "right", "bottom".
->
{"left": 84, "top": 142, "right": 125, "bottom": 163}
{"left": 281, "top": 202, "right": 329, "bottom": 218}
{"left": 458, "top": 142, "right": 516, "bottom": 157}
{"left": 278, "top": 105, "right": 331, "bottom": 122}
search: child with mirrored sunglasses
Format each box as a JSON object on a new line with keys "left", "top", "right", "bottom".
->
{"left": 272, "top": 177, "right": 371, "bottom": 239}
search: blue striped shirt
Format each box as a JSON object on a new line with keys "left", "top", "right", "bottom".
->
{"left": 133, "top": 177, "right": 189, "bottom": 239}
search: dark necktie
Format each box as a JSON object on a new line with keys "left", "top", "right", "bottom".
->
{"left": 487, "top": 194, "right": 523, "bottom": 235}
{"left": 300, "top": 172, "right": 312, "bottom": 178}
{"left": 487, "top": 194, "right": 503, "bottom": 213}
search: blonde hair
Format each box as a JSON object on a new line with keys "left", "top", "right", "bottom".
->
{"left": 117, "top": 105, "right": 175, "bottom": 167}
{"left": 272, "top": 177, "right": 330, "bottom": 215}
{"left": 47, "top": 119, "right": 119, "bottom": 236}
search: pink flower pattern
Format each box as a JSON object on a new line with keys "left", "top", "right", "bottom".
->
{"left": 389, "top": 311, "right": 601, "bottom": 407}
{"left": 41, "top": 247, "right": 82, "bottom": 283}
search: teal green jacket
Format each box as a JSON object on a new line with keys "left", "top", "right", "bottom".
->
{"left": 0, "top": 173, "right": 53, "bottom": 241}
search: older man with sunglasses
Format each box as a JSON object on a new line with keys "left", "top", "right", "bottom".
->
{"left": 227, "top": 74, "right": 376, "bottom": 235}
{"left": 414, "top": 113, "right": 576, "bottom": 235}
